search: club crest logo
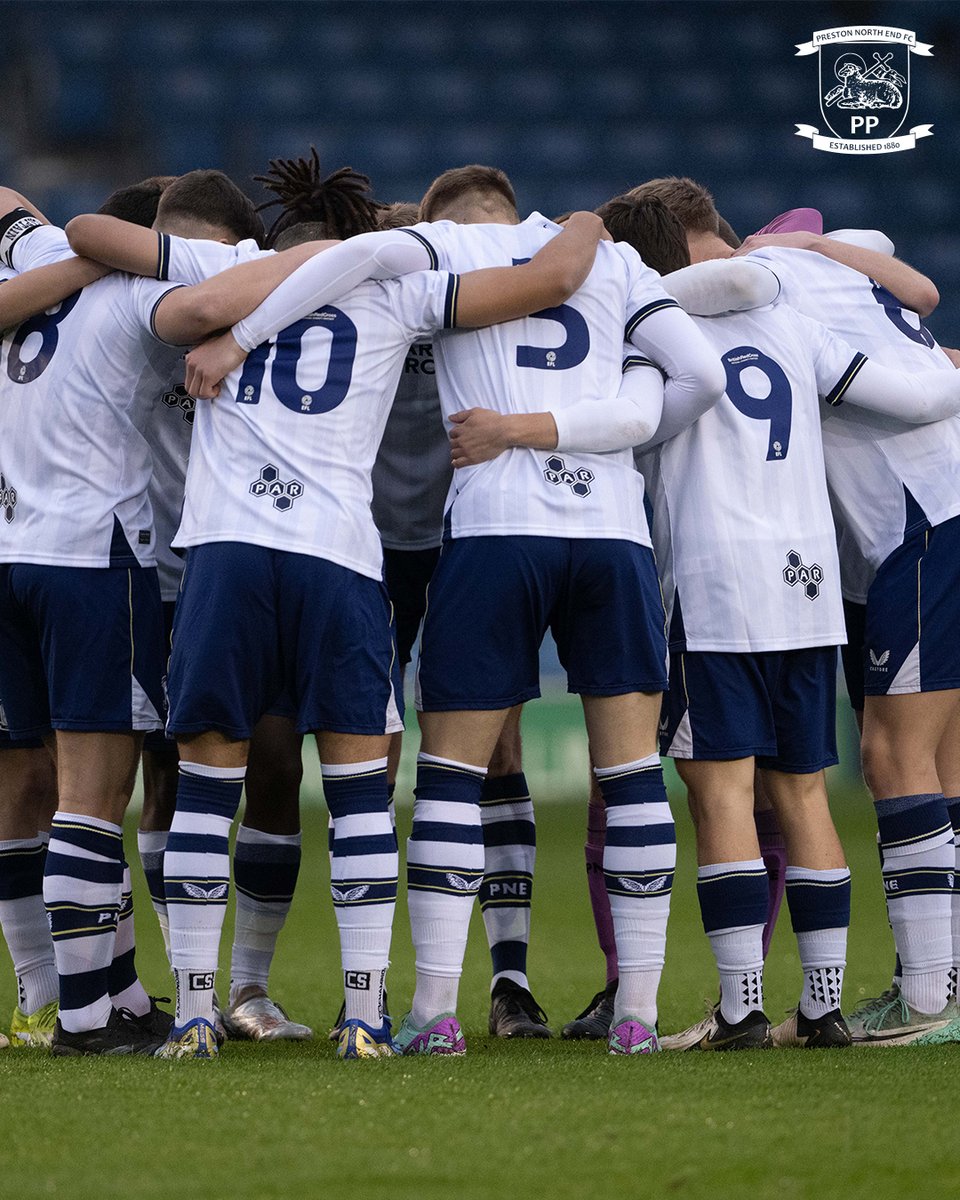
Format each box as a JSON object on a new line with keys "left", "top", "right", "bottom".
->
{"left": 795, "top": 25, "right": 933, "bottom": 154}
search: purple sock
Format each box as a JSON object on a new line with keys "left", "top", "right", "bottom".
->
{"left": 754, "top": 808, "right": 787, "bottom": 958}
{"left": 586, "top": 802, "right": 617, "bottom": 985}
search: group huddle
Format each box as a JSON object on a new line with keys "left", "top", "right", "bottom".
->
{"left": 1, "top": 154, "right": 959, "bottom": 1061}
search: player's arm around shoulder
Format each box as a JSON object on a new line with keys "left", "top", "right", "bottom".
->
{"left": 0, "top": 257, "right": 109, "bottom": 332}
{"left": 736, "top": 230, "right": 939, "bottom": 319}
{"left": 149, "top": 241, "right": 335, "bottom": 349}
{"left": 65, "top": 214, "right": 163, "bottom": 277}
{"left": 663, "top": 259, "right": 781, "bottom": 315}
{"left": 453, "top": 211, "right": 606, "bottom": 327}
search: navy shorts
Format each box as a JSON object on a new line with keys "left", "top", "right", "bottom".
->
{"left": 416, "top": 536, "right": 668, "bottom": 711}
{"left": 382, "top": 545, "right": 441, "bottom": 667}
{"left": 859, "top": 515, "right": 960, "bottom": 699}
{"left": 167, "top": 542, "right": 403, "bottom": 740}
{"left": 143, "top": 600, "right": 178, "bottom": 754}
{"left": 0, "top": 699, "right": 44, "bottom": 750}
{"left": 0, "top": 564, "right": 166, "bottom": 738}
{"left": 660, "top": 646, "right": 838, "bottom": 773}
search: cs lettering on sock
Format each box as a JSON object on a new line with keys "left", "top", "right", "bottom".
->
{"left": 345, "top": 971, "right": 371, "bottom": 991}
{"left": 189, "top": 972, "right": 215, "bottom": 991}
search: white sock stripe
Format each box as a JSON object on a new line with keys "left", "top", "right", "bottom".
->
{"left": 412, "top": 798, "right": 487, "bottom": 826}
{"left": 53, "top": 812, "right": 123, "bottom": 837}
{"left": 44, "top": 841, "right": 118, "bottom": 866}
{"left": 0, "top": 837, "right": 45, "bottom": 853}
{"left": 235, "top": 826, "right": 302, "bottom": 847}
{"left": 417, "top": 752, "right": 488, "bottom": 776}
{"left": 605, "top": 803, "right": 674, "bottom": 827}
{"left": 163, "top": 852, "right": 231, "bottom": 877}
{"left": 785, "top": 867, "right": 851, "bottom": 884}
{"left": 698, "top": 858, "right": 766, "bottom": 880}
{"left": 320, "top": 757, "right": 389, "bottom": 778}
{"left": 593, "top": 753, "right": 661, "bottom": 777}
{"left": 331, "top": 812, "right": 395, "bottom": 839}
{"left": 331, "top": 854, "right": 400, "bottom": 879}
{"left": 406, "top": 840, "right": 486, "bottom": 869}
{"left": 179, "top": 761, "right": 247, "bottom": 782}
{"left": 168, "top": 811, "right": 235, "bottom": 838}
{"left": 603, "top": 847, "right": 677, "bottom": 872}
{"left": 478, "top": 801, "right": 534, "bottom": 824}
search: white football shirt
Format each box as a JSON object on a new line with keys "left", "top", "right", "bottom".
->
{"left": 146, "top": 235, "right": 269, "bottom": 597}
{"left": 746, "top": 247, "right": 960, "bottom": 597}
{"left": 174, "top": 270, "right": 458, "bottom": 579}
{"left": 638, "top": 301, "right": 854, "bottom": 652}
{"left": 0, "top": 227, "right": 182, "bottom": 567}
{"left": 400, "top": 214, "right": 679, "bottom": 545}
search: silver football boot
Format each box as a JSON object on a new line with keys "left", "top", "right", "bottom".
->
{"left": 220, "top": 992, "right": 313, "bottom": 1041}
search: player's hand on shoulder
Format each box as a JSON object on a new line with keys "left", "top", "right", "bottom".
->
{"left": 184, "top": 331, "right": 248, "bottom": 400}
{"left": 734, "top": 231, "right": 818, "bottom": 256}
{"left": 562, "top": 211, "right": 611, "bottom": 241}
{"left": 940, "top": 347, "right": 960, "bottom": 370}
{"left": 449, "top": 408, "right": 511, "bottom": 468}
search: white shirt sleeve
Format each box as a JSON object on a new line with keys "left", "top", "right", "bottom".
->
{"left": 232, "top": 230, "right": 435, "bottom": 351}
{"left": 553, "top": 352, "right": 665, "bottom": 452}
{"left": 662, "top": 259, "right": 781, "bottom": 315}
{"left": 805, "top": 312, "right": 960, "bottom": 423}
{"left": 379, "top": 271, "right": 462, "bottom": 340}
{"left": 124, "top": 276, "right": 188, "bottom": 345}
{"left": 155, "top": 234, "right": 260, "bottom": 284}
{"left": 10, "top": 224, "right": 74, "bottom": 270}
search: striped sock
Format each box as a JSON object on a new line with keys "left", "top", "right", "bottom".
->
{"left": 137, "top": 828, "right": 170, "bottom": 959}
{"left": 43, "top": 813, "right": 124, "bottom": 1033}
{"left": 408, "top": 753, "right": 486, "bottom": 1025}
{"left": 229, "top": 826, "right": 302, "bottom": 1002}
{"left": 697, "top": 859, "right": 768, "bottom": 1025}
{"left": 876, "top": 793, "right": 953, "bottom": 1014}
{"left": 785, "top": 866, "right": 851, "bottom": 1019}
{"left": 107, "top": 862, "right": 152, "bottom": 1017}
{"left": 323, "top": 758, "right": 397, "bottom": 1027}
{"left": 479, "top": 772, "right": 535, "bottom": 991}
{"left": 597, "top": 755, "right": 675, "bottom": 1029}
{"left": 0, "top": 837, "right": 58, "bottom": 1014}
{"left": 165, "top": 762, "right": 245, "bottom": 1027}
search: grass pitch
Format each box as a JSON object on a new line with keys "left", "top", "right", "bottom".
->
{"left": 1, "top": 776, "right": 957, "bottom": 1200}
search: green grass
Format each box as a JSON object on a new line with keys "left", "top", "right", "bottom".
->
{"left": 1, "top": 784, "right": 957, "bottom": 1200}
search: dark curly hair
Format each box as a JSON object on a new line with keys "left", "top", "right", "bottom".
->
{"left": 254, "top": 147, "right": 384, "bottom": 247}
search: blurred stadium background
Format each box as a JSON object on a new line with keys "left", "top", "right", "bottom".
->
{"left": 2, "top": 0, "right": 956, "bottom": 798}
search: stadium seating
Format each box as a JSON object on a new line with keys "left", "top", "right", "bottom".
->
{"left": 1, "top": 0, "right": 957, "bottom": 336}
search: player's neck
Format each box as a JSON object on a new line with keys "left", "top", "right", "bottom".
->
{"left": 687, "top": 231, "right": 733, "bottom": 263}
{"left": 432, "top": 201, "right": 519, "bottom": 226}
{"left": 153, "top": 216, "right": 238, "bottom": 244}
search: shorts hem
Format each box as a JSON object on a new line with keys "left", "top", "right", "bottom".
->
{"left": 570, "top": 680, "right": 668, "bottom": 697}
{"left": 417, "top": 688, "right": 541, "bottom": 712}
{"left": 864, "top": 678, "right": 960, "bottom": 697}
{"left": 50, "top": 719, "right": 163, "bottom": 733}
{"left": 755, "top": 754, "right": 839, "bottom": 774}
{"left": 295, "top": 720, "right": 405, "bottom": 736}
{"left": 663, "top": 745, "right": 777, "bottom": 762}
{"left": 167, "top": 720, "right": 252, "bottom": 741}
{"left": 0, "top": 730, "right": 48, "bottom": 745}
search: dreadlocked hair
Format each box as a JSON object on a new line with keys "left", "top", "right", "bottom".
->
{"left": 254, "top": 147, "right": 385, "bottom": 247}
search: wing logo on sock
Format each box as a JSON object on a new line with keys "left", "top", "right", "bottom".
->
{"left": 618, "top": 874, "right": 668, "bottom": 893}
{"left": 446, "top": 872, "right": 482, "bottom": 892}
{"left": 331, "top": 884, "right": 370, "bottom": 903}
{"left": 183, "top": 882, "right": 229, "bottom": 900}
